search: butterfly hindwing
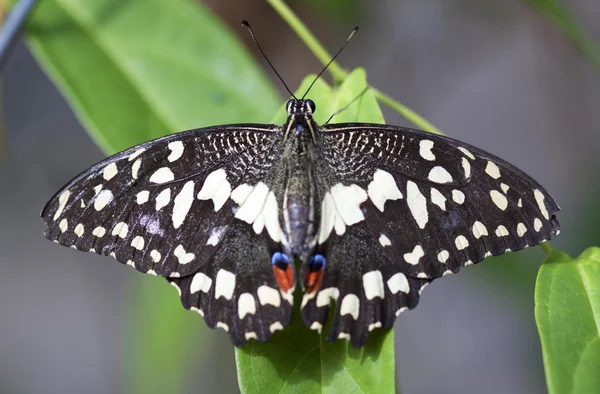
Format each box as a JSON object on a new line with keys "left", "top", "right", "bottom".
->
{"left": 168, "top": 220, "right": 293, "bottom": 346}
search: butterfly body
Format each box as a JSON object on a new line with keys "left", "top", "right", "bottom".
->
{"left": 42, "top": 97, "right": 560, "bottom": 348}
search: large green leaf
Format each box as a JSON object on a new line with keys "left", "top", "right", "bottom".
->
{"left": 523, "top": 0, "right": 600, "bottom": 73}
{"left": 236, "top": 68, "right": 395, "bottom": 394}
{"left": 535, "top": 247, "right": 600, "bottom": 394}
{"left": 24, "top": 1, "right": 280, "bottom": 393}
{"left": 25, "top": 0, "right": 281, "bottom": 154}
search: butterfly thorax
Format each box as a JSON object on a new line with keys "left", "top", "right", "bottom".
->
{"left": 280, "top": 99, "right": 320, "bottom": 262}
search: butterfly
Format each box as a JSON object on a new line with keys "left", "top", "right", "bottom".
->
{"left": 41, "top": 23, "right": 560, "bottom": 349}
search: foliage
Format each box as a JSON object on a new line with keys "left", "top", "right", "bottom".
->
{"left": 535, "top": 248, "right": 600, "bottom": 394}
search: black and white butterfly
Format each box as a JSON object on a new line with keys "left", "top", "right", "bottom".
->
{"left": 41, "top": 25, "right": 560, "bottom": 348}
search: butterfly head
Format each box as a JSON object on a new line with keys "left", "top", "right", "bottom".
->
{"left": 286, "top": 99, "right": 316, "bottom": 119}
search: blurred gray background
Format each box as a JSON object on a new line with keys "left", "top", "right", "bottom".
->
{"left": 1, "top": 0, "right": 599, "bottom": 393}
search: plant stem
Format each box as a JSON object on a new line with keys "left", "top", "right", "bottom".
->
{"left": 540, "top": 242, "right": 553, "bottom": 256}
{"left": 266, "top": 0, "right": 443, "bottom": 135}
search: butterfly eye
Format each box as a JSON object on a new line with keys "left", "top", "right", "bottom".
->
{"left": 286, "top": 99, "right": 295, "bottom": 113}
{"left": 305, "top": 99, "right": 316, "bottom": 114}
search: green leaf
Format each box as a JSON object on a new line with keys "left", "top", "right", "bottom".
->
{"left": 535, "top": 247, "right": 600, "bottom": 394}
{"left": 236, "top": 69, "right": 395, "bottom": 394}
{"left": 25, "top": 0, "right": 281, "bottom": 154}
{"left": 24, "top": 1, "right": 281, "bottom": 393}
{"left": 523, "top": 0, "right": 600, "bottom": 73}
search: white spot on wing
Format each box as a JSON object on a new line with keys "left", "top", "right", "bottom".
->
{"left": 174, "top": 244, "right": 195, "bottom": 264}
{"left": 419, "top": 140, "right": 436, "bottom": 161}
{"left": 257, "top": 286, "right": 281, "bottom": 307}
{"left": 216, "top": 322, "right": 229, "bottom": 332}
{"left": 74, "top": 223, "right": 84, "bottom": 237}
{"left": 128, "top": 148, "right": 145, "bottom": 161}
{"left": 150, "top": 250, "right": 161, "bottom": 262}
{"left": 461, "top": 157, "right": 471, "bottom": 179}
{"left": 53, "top": 190, "right": 71, "bottom": 220}
{"left": 495, "top": 225, "right": 509, "bottom": 237}
{"left": 92, "top": 226, "right": 106, "bottom": 237}
{"left": 501, "top": 183, "right": 510, "bottom": 193}
{"left": 438, "top": 250, "right": 449, "bottom": 263}
{"left": 155, "top": 188, "right": 171, "bottom": 211}
{"left": 206, "top": 225, "right": 228, "bottom": 246}
{"left": 112, "top": 222, "right": 129, "bottom": 238}
{"left": 318, "top": 192, "right": 336, "bottom": 244}
{"left": 214, "top": 269, "right": 236, "bottom": 300}
{"left": 136, "top": 190, "right": 149, "bottom": 205}
{"left": 367, "top": 169, "right": 403, "bottom": 212}
{"left": 396, "top": 307, "right": 408, "bottom": 316}
{"left": 472, "top": 221, "right": 488, "bottom": 239}
{"left": 149, "top": 167, "right": 174, "bottom": 184}
{"left": 197, "top": 169, "right": 231, "bottom": 212}
{"left": 406, "top": 181, "right": 428, "bottom": 229}
{"left": 238, "top": 293, "right": 256, "bottom": 319}
{"left": 363, "top": 271, "right": 385, "bottom": 300}
{"left": 387, "top": 272, "right": 409, "bottom": 294}
{"left": 94, "top": 190, "right": 114, "bottom": 211}
{"left": 131, "top": 159, "right": 141, "bottom": 179}
{"left": 458, "top": 147, "right": 475, "bottom": 160}
{"left": 452, "top": 190, "right": 465, "bottom": 204}
{"left": 490, "top": 190, "right": 508, "bottom": 210}
{"left": 131, "top": 236, "right": 145, "bottom": 250}
{"left": 316, "top": 287, "right": 340, "bottom": 307}
{"left": 403, "top": 245, "right": 424, "bottom": 265}
{"left": 340, "top": 294, "right": 360, "bottom": 319}
{"left": 230, "top": 183, "right": 253, "bottom": 205}
{"left": 234, "top": 181, "right": 269, "bottom": 223}
{"left": 102, "top": 163, "right": 118, "bottom": 181}
{"left": 330, "top": 183, "right": 367, "bottom": 225}
{"left": 455, "top": 235, "right": 469, "bottom": 250}
{"left": 534, "top": 189, "right": 549, "bottom": 220}
{"left": 485, "top": 161, "right": 501, "bottom": 179}
{"left": 534, "top": 218, "right": 543, "bottom": 232}
{"left": 190, "top": 272, "right": 212, "bottom": 293}
{"left": 430, "top": 188, "right": 446, "bottom": 210}
{"left": 269, "top": 322, "right": 284, "bottom": 333}
{"left": 379, "top": 234, "right": 391, "bottom": 247}
{"left": 172, "top": 181, "right": 195, "bottom": 229}
{"left": 517, "top": 223, "right": 527, "bottom": 237}
{"left": 59, "top": 219, "right": 68, "bottom": 233}
{"left": 167, "top": 141, "right": 184, "bottom": 162}
{"left": 310, "top": 322, "right": 323, "bottom": 333}
{"left": 428, "top": 166, "right": 453, "bottom": 184}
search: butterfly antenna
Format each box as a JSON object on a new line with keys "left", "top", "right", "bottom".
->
{"left": 242, "top": 20, "right": 297, "bottom": 99}
{"left": 302, "top": 26, "right": 359, "bottom": 100}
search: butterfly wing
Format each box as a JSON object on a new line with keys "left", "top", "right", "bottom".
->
{"left": 42, "top": 124, "right": 293, "bottom": 345}
{"left": 300, "top": 123, "right": 559, "bottom": 347}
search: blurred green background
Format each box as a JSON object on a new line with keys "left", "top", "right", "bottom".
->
{"left": 1, "top": 0, "right": 598, "bottom": 393}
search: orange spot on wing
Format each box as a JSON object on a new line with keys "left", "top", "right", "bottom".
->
{"left": 273, "top": 264, "right": 294, "bottom": 293}
{"left": 304, "top": 269, "right": 324, "bottom": 295}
